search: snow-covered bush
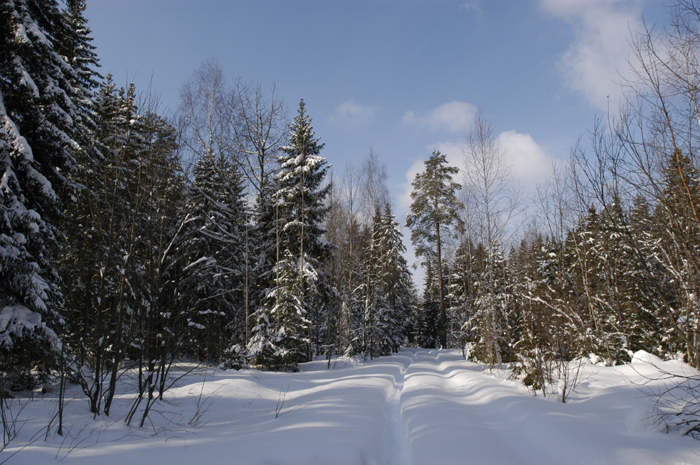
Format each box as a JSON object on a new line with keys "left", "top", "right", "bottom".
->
{"left": 221, "top": 344, "right": 248, "bottom": 370}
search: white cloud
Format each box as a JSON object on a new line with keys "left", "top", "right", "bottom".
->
{"left": 399, "top": 132, "right": 551, "bottom": 212}
{"left": 427, "top": 134, "right": 551, "bottom": 191}
{"left": 540, "top": 0, "right": 644, "bottom": 111}
{"left": 403, "top": 101, "right": 477, "bottom": 133}
{"left": 332, "top": 100, "right": 378, "bottom": 128}
{"left": 398, "top": 159, "right": 425, "bottom": 212}
{"left": 396, "top": 158, "right": 427, "bottom": 285}
{"left": 497, "top": 130, "right": 552, "bottom": 190}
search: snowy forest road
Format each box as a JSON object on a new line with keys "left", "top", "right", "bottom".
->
{"left": 10, "top": 349, "right": 700, "bottom": 465}
{"left": 384, "top": 349, "right": 415, "bottom": 465}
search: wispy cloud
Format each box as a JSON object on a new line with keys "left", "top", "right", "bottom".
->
{"left": 403, "top": 101, "right": 477, "bottom": 133}
{"left": 460, "top": 0, "right": 482, "bottom": 15}
{"left": 331, "top": 100, "right": 378, "bottom": 128}
{"left": 540, "top": 0, "right": 644, "bottom": 111}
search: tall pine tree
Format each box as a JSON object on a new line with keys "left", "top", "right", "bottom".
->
{"left": 406, "top": 151, "right": 461, "bottom": 348}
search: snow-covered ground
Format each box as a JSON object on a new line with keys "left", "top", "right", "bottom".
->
{"left": 3, "top": 349, "right": 699, "bottom": 464}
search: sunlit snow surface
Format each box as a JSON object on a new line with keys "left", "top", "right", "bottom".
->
{"left": 4, "top": 349, "right": 700, "bottom": 464}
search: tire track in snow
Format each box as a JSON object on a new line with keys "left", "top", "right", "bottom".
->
{"left": 385, "top": 349, "right": 416, "bottom": 465}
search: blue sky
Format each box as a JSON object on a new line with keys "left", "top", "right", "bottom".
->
{"left": 85, "top": 0, "right": 667, "bottom": 275}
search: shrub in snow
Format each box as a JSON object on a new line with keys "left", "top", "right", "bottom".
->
{"left": 512, "top": 351, "right": 547, "bottom": 395}
{"left": 221, "top": 344, "right": 248, "bottom": 370}
{"left": 631, "top": 350, "right": 700, "bottom": 437}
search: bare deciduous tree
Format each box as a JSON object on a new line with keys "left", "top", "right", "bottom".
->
{"left": 462, "top": 110, "right": 524, "bottom": 368}
{"left": 360, "top": 147, "right": 390, "bottom": 220}
{"left": 178, "top": 57, "right": 237, "bottom": 169}
{"left": 232, "top": 80, "right": 287, "bottom": 196}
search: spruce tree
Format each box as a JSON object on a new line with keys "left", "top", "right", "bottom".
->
{"left": 563, "top": 205, "right": 626, "bottom": 364}
{"left": 510, "top": 235, "right": 550, "bottom": 392}
{"left": 57, "top": 0, "right": 100, "bottom": 92}
{"left": 446, "top": 237, "right": 476, "bottom": 353}
{"left": 54, "top": 0, "right": 101, "bottom": 374}
{"left": 470, "top": 242, "right": 511, "bottom": 367}
{"left": 417, "top": 261, "right": 440, "bottom": 348}
{"left": 270, "top": 99, "right": 334, "bottom": 363}
{"left": 343, "top": 224, "right": 370, "bottom": 356}
{"left": 627, "top": 195, "right": 667, "bottom": 356}
{"left": 272, "top": 250, "right": 312, "bottom": 368}
{"left": 244, "top": 178, "right": 280, "bottom": 368}
{"left": 180, "top": 150, "right": 247, "bottom": 362}
{"left": 653, "top": 151, "right": 700, "bottom": 365}
{"left": 359, "top": 205, "right": 389, "bottom": 358}
{"left": 374, "top": 203, "right": 413, "bottom": 353}
{"left": 0, "top": 0, "right": 82, "bottom": 386}
{"left": 247, "top": 289, "right": 277, "bottom": 368}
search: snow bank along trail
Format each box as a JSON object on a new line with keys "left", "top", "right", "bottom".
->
{"left": 400, "top": 350, "right": 699, "bottom": 465}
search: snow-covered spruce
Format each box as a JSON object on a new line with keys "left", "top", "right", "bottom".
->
{"left": 0, "top": 0, "right": 87, "bottom": 384}
{"left": 248, "top": 99, "right": 335, "bottom": 369}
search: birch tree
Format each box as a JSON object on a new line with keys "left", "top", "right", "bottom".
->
{"left": 462, "top": 111, "right": 521, "bottom": 368}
